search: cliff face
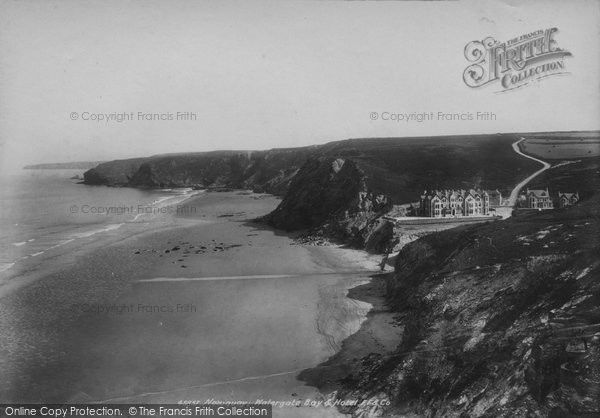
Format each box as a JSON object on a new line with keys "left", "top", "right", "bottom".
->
{"left": 83, "top": 158, "right": 146, "bottom": 186}
{"left": 84, "top": 149, "right": 312, "bottom": 192}
{"left": 266, "top": 158, "right": 388, "bottom": 227}
{"left": 265, "top": 157, "right": 392, "bottom": 249}
{"left": 332, "top": 196, "right": 600, "bottom": 417}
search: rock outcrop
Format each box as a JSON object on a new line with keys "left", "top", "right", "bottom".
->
{"left": 83, "top": 158, "right": 146, "bottom": 186}
{"left": 363, "top": 219, "right": 395, "bottom": 253}
{"left": 265, "top": 157, "right": 393, "bottom": 250}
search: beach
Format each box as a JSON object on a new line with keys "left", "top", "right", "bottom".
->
{"left": 0, "top": 191, "right": 381, "bottom": 417}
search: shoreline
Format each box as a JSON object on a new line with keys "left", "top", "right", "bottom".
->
{"left": 1, "top": 191, "right": 382, "bottom": 417}
{"left": 298, "top": 273, "right": 402, "bottom": 395}
{"left": 0, "top": 186, "right": 207, "bottom": 298}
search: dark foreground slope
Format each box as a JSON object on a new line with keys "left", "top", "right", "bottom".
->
{"left": 306, "top": 195, "right": 600, "bottom": 417}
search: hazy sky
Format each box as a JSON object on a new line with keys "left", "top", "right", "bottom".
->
{"left": 0, "top": 0, "right": 598, "bottom": 170}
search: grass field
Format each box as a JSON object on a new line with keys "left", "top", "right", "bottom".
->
{"left": 520, "top": 131, "right": 600, "bottom": 160}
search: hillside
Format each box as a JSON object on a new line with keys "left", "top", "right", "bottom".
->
{"left": 528, "top": 157, "right": 600, "bottom": 200}
{"left": 311, "top": 135, "right": 538, "bottom": 202}
{"left": 302, "top": 183, "right": 600, "bottom": 416}
{"left": 83, "top": 134, "right": 540, "bottom": 203}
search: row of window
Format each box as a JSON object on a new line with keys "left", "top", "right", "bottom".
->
{"left": 434, "top": 202, "right": 482, "bottom": 208}
{"left": 431, "top": 197, "right": 487, "bottom": 203}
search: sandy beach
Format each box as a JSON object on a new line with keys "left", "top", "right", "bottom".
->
{"left": 298, "top": 274, "right": 403, "bottom": 395}
{"left": 0, "top": 191, "right": 382, "bottom": 417}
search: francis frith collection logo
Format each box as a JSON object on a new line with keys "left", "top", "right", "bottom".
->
{"left": 463, "top": 28, "right": 572, "bottom": 92}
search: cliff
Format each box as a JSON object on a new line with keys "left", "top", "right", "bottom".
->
{"left": 265, "top": 157, "right": 393, "bottom": 249}
{"left": 128, "top": 150, "right": 316, "bottom": 192}
{"left": 83, "top": 157, "right": 147, "bottom": 185}
{"left": 83, "top": 150, "right": 312, "bottom": 192}
{"left": 319, "top": 194, "right": 600, "bottom": 417}
{"left": 83, "top": 134, "right": 540, "bottom": 200}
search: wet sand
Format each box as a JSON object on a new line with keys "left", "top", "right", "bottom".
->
{"left": 0, "top": 192, "right": 380, "bottom": 417}
{"left": 298, "top": 274, "right": 403, "bottom": 395}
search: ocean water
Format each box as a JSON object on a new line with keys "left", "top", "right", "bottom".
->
{"left": 0, "top": 169, "right": 199, "bottom": 275}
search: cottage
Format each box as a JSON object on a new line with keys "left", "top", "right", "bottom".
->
{"left": 557, "top": 192, "right": 579, "bottom": 208}
{"left": 419, "top": 189, "right": 490, "bottom": 218}
{"left": 523, "top": 188, "right": 553, "bottom": 210}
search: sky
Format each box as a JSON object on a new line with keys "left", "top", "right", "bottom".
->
{"left": 0, "top": 0, "right": 599, "bottom": 171}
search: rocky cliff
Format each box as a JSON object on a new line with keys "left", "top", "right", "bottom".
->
{"left": 323, "top": 195, "right": 600, "bottom": 417}
{"left": 83, "top": 157, "right": 147, "bottom": 186}
{"left": 83, "top": 150, "right": 312, "bottom": 192}
{"left": 265, "top": 157, "right": 393, "bottom": 249}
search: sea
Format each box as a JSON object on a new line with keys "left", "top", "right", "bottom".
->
{"left": 0, "top": 169, "right": 200, "bottom": 276}
{"left": 0, "top": 169, "right": 368, "bottom": 416}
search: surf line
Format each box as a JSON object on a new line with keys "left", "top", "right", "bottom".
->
{"left": 138, "top": 270, "right": 376, "bottom": 283}
{"left": 96, "top": 368, "right": 306, "bottom": 403}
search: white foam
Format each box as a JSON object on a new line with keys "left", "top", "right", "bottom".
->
{"left": 0, "top": 262, "right": 15, "bottom": 272}
{"left": 139, "top": 274, "right": 297, "bottom": 283}
{"left": 69, "top": 223, "right": 124, "bottom": 239}
{"left": 137, "top": 189, "right": 204, "bottom": 219}
{"left": 47, "top": 239, "right": 74, "bottom": 250}
{"left": 12, "top": 241, "right": 27, "bottom": 247}
{"left": 150, "top": 196, "right": 173, "bottom": 206}
{"left": 12, "top": 224, "right": 122, "bottom": 264}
